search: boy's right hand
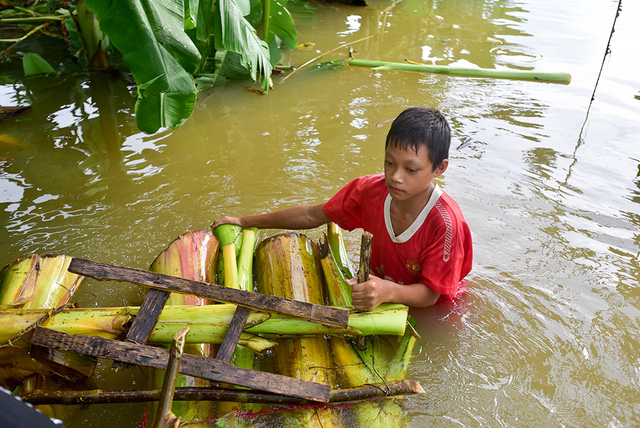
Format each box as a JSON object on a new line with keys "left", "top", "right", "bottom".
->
{"left": 211, "top": 216, "right": 242, "bottom": 229}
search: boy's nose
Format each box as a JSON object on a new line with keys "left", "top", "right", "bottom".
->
{"left": 391, "top": 170, "right": 403, "bottom": 183}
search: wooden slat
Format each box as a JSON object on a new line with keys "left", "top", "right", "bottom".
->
{"left": 112, "top": 289, "right": 170, "bottom": 369}
{"left": 215, "top": 306, "right": 251, "bottom": 364}
{"left": 32, "top": 327, "right": 331, "bottom": 403}
{"left": 126, "top": 289, "right": 170, "bottom": 344}
{"left": 68, "top": 258, "right": 348, "bottom": 328}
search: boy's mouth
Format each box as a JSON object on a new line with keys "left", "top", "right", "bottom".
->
{"left": 387, "top": 184, "right": 404, "bottom": 194}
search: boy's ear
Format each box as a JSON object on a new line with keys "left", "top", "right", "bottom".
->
{"left": 435, "top": 159, "right": 449, "bottom": 176}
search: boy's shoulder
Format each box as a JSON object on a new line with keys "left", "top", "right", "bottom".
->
{"left": 351, "top": 173, "right": 386, "bottom": 191}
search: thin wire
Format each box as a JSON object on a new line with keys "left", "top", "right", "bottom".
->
{"left": 577, "top": 0, "right": 623, "bottom": 141}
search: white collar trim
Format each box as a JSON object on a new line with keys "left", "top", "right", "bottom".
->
{"left": 384, "top": 183, "right": 442, "bottom": 243}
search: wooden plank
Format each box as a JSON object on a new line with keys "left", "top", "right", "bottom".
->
{"left": 125, "top": 289, "right": 170, "bottom": 344}
{"left": 215, "top": 306, "right": 251, "bottom": 364}
{"left": 68, "top": 258, "right": 348, "bottom": 328}
{"left": 112, "top": 288, "right": 169, "bottom": 370}
{"left": 32, "top": 327, "right": 331, "bottom": 403}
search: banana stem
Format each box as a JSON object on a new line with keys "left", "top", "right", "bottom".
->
{"left": 350, "top": 59, "right": 572, "bottom": 84}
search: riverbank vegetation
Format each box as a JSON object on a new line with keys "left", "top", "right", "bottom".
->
{"left": 0, "top": 0, "right": 305, "bottom": 133}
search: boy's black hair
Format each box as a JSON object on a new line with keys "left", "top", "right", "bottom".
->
{"left": 385, "top": 107, "right": 451, "bottom": 171}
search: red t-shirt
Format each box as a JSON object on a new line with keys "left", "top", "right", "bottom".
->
{"left": 322, "top": 174, "right": 472, "bottom": 301}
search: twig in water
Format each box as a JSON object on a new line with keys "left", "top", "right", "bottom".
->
{"left": 276, "top": 35, "right": 376, "bottom": 86}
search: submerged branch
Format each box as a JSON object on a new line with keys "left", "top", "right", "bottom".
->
{"left": 276, "top": 35, "right": 376, "bottom": 86}
{"left": 20, "top": 380, "right": 424, "bottom": 405}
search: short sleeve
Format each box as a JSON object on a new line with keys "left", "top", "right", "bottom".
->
{"left": 322, "top": 176, "right": 368, "bottom": 231}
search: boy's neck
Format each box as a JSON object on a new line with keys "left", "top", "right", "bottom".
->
{"left": 389, "top": 181, "right": 436, "bottom": 235}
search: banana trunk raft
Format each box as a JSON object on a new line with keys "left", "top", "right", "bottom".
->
{"left": 0, "top": 224, "right": 423, "bottom": 426}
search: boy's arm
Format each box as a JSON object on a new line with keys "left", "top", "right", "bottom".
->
{"left": 212, "top": 204, "right": 331, "bottom": 230}
{"left": 348, "top": 275, "right": 440, "bottom": 310}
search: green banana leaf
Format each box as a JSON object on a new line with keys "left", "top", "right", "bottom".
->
{"left": 264, "top": 0, "right": 298, "bottom": 50}
{"left": 213, "top": 0, "right": 272, "bottom": 90}
{"left": 86, "top": 0, "right": 199, "bottom": 134}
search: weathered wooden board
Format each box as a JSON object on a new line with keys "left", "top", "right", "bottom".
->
{"left": 32, "top": 327, "right": 331, "bottom": 403}
{"left": 111, "top": 288, "right": 170, "bottom": 369}
{"left": 215, "top": 306, "right": 251, "bottom": 364}
{"left": 69, "top": 258, "right": 348, "bottom": 328}
{"left": 125, "top": 289, "right": 170, "bottom": 344}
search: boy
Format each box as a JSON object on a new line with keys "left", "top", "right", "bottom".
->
{"left": 212, "top": 107, "right": 472, "bottom": 311}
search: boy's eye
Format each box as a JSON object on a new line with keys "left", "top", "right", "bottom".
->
{"left": 385, "top": 160, "right": 394, "bottom": 166}
{"left": 407, "top": 168, "right": 418, "bottom": 173}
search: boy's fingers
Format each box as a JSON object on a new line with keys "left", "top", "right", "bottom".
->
{"left": 350, "top": 282, "right": 367, "bottom": 293}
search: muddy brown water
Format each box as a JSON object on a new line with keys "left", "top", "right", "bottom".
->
{"left": 1, "top": 0, "right": 639, "bottom": 425}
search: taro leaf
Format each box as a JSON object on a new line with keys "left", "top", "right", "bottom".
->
{"left": 213, "top": 0, "right": 272, "bottom": 91}
{"left": 86, "top": 0, "right": 199, "bottom": 133}
{"left": 22, "top": 53, "right": 55, "bottom": 76}
{"left": 64, "top": 18, "right": 82, "bottom": 50}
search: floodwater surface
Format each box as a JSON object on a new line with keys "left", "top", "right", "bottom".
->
{"left": 1, "top": 0, "right": 639, "bottom": 426}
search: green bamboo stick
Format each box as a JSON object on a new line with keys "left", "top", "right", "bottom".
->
{"left": 349, "top": 58, "right": 572, "bottom": 84}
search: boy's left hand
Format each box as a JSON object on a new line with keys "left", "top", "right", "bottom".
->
{"left": 346, "top": 275, "right": 388, "bottom": 311}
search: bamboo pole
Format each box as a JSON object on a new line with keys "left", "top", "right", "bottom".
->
{"left": 19, "top": 380, "right": 424, "bottom": 405}
{"left": 349, "top": 58, "right": 572, "bottom": 84}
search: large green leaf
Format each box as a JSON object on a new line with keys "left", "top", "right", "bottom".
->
{"left": 265, "top": 0, "right": 298, "bottom": 50}
{"left": 86, "top": 0, "right": 198, "bottom": 133}
{"left": 135, "top": 90, "right": 196, "bottom": 134}
{"left": 213, "top": 0, "right": 272, "bottom": 91}
{"left": 22, "top": 53, "right": 55, "bottom": 76}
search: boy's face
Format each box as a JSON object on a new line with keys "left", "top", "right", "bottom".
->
{"left": 384, "top": 144, "right": 448, "bottom": 204}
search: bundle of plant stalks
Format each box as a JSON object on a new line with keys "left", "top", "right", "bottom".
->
{"left": 253, "top": 232, "right": 341, "bottom": 427}
{"left": 321, "top": 223, "right": 412, "bottom": 426}
{"left": 147, "top": 228, "right": 220, "bottom": 425}
{"left": 0, "top": 254, "right": 89, "bottom": 418}
{"left": 210, "top": 225, "right": 262, "bottom": 419}
{"left": 0, "top": 303, "right": 406, "bottom": 346}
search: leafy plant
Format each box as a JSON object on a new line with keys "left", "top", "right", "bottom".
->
{"left": 10, "top": 0, "right": 301, "bottom": 134}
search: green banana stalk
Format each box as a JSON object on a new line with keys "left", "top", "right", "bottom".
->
{"left": 0, "top": 305, "right": 274, "bottom": 351}
{"left": 0, "top": 303, "right": 406, "bottom": 345}
{"left": 349, "top": 58, "right": 572, "bottom": 84}
{"left": 0, "top": 254, "right": 83, "bottom": 310}
{"left": 148, "top": 228, "right": 220, "bottom": 425}
{"left": 323, "top": 225, "right": 411, "bottom": 426}
{"left": 319, "top": 235, "right": 352, "bottom": 308}
{"left": 211, "top": 227, "right": 260, "bottom": 421}
{"left": 327, "top": 222, "right": 355, "bottom": 279}
{"left": 0, "top": 254, "right": 89, "bottom": 418}
{"left": 254, "top": 232, "right": 340, "bottom": 427}
{"left": 213, "top": 224, "right": 243, "bottom": 288}
{"left": 230, "top": 228, "right": 258, "bottom": 368}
